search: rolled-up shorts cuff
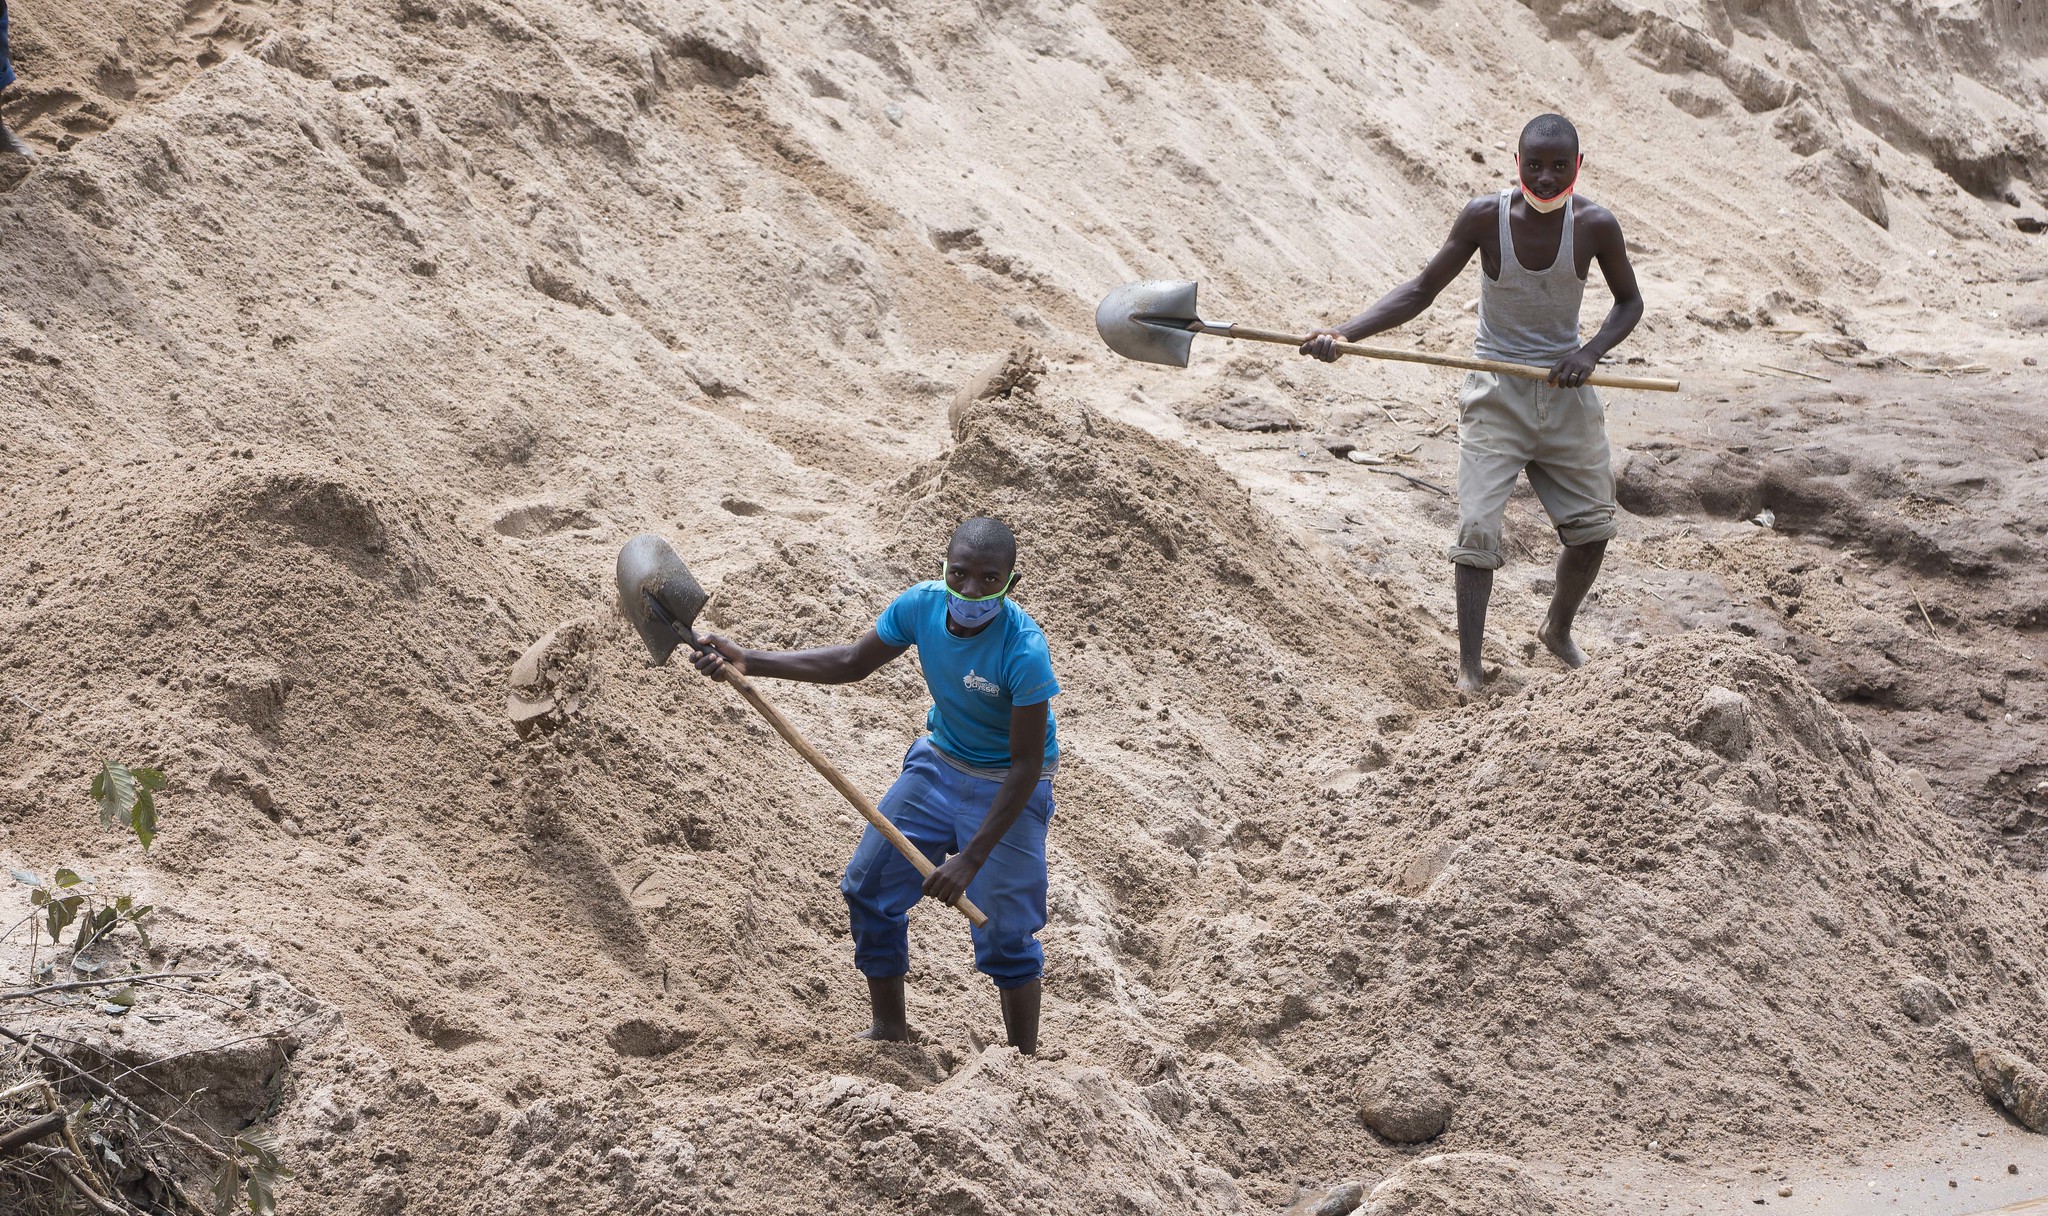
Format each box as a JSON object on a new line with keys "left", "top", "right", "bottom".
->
{"left": 1556, "top": 518, "right": 1618, "bottom": 547}
{"left": 1447, "top": 545, "right": 1505, "bottom": 570}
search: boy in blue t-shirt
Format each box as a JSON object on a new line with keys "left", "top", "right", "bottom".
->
{"left": 0, "top": 2, "right": 34, "bottom": 159}
{"left": 690, "top": 517, "right": 1060, "bottom": 1053}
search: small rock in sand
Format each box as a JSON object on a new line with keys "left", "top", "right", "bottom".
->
{"left": 1311, "top": 1180, "right": 1366, "bottom": 1216}
{"left": 1686, "top": 685, "right": 1754, "bottom": 760}
{"left": 1899, "top": 976, "right": 1956, "bottom": 1025}
{"left": 1973, "top": 1045, "right": 2048, "bottom": 1133}
{"left": 1356, "top": 1068, "right": 1454, "bottom": 1144}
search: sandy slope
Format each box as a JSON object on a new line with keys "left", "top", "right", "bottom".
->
{"left": 2, "top": 0, "right": 2046, "bottom": 1212}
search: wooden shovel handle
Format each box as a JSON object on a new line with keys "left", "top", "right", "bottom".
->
{"left": 717, "top": 668, "right": 990, "bottom": 928}
{"left": 1221, "top": 324, "right": 1682, "bottom": 392}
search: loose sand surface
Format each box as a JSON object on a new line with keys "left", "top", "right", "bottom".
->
{"left": 2, "top": 0, "right": 2046, "bottom": 1212}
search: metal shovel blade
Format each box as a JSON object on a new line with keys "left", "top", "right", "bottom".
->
{"left": 616, "top": 533, "right": 709, "bottom": 665}
{"left": 1095, "top": 279, "right": 1201, "bottom": 368}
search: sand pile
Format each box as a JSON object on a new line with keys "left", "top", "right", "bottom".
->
{"left": 1187, "top": 635, "right": 2048, "bottom": 1168}
{"left": 17, "top": 367, "right": 2042, "bottom": 1216}
{"left": 1609, "top": 375, "right": 2048, "bottom": 863}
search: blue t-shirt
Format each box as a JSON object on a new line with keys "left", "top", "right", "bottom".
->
{"left": 873, "top": 582, "right": 1060, "bottom": 770}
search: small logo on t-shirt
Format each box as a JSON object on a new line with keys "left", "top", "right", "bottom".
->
{"left": 962, "top": 669, "right": 1000, "bottom": 697}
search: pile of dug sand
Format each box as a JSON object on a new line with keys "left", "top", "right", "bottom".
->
{"left": 14, "top": 373, "right": 2045, "bottom": 1216}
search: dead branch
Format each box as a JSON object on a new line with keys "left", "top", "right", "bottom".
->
{"left": 52, "top": 1158, "right": 136, "bottom": 1216}
{"left": 0, "top": 1110, "right": 67, "bottom": 1154}
{"left": 0, "top": 973, "right": 219, "bottom": 1004}
{"left": 0, "top": 1025, "right": 230, "bottom": 1164}
{"left": 1364, "top": 467, "right": 1453, "bottom": 497}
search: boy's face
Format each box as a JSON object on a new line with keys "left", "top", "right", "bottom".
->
{"left": 944, "top": 542, "right": 1016, "bottom": 600}
{"left": 1517, "top": 132, "right": 1581, "bottom": 201}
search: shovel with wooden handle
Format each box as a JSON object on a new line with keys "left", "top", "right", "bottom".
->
{"left": 1096, "top": 279, "right": 1682, "bottom": 392}
{"left": 615, "top": 533, "right": 989, "bottom": 928}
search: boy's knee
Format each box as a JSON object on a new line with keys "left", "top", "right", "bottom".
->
{"left": 973, "top": 936, "right": 1043, "bottom": 988}
{"left": 1555, "top": 513, "right": 1617, "bottom": 547}
{"left": 1447, "top": 538, "right": 1505, "bottom": 570}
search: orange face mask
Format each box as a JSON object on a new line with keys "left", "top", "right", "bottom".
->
{"left": 1516, "top": 153, "right": 1582, "bottom": 213}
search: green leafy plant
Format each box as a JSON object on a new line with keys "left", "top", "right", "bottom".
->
{"left": 214, "top": 1128, "right": 292, "bottom": 1216}
{"left": 5, "top": 762, "right": 165, "bottom": 976}
{"left": 6, "top": 867, "right": 154, "bottom": 973}
{"left": 2, "top": 762, "right": 293, "bottom": 1216}
{"left": 91, "top": 760, "right": 166, "bottom": 851}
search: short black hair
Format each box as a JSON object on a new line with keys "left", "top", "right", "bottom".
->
{"left": 948, "top": 516, "right": 1017, "bottom": 567}
{"left": 1519, "top": 113, "right": 1579, "bottom": 153}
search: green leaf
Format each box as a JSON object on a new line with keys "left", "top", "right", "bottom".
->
{"left": 212, "top": 1160, "right": 241, "bottom": 1216}
{"left": 45, "top": 895, "right": 81, "bottom": 945}
{"left": 236, "top": 1129, "right": 286, "bottom": 1171}
{"left": 54, "top": 867, "right": 84, "bottom": 888}
{"left": 30, "top": 888, "right": 48, "bottom": 907}
{"left": 131, "top": 766, "right": 167, "bottom": 791}
{"left": 114, "top": 895, "right": 133, "bottom": 913}
{"left": 95, "top": 762, "right": 138, "bottom": 830}
{"left": 103, "top": 985, "right": 137, "bottom": 1008}
{"left": 246, "top": 1168, "right": 280, "bottom": 1216}
{"left": 132, "top": 920, "right": 152, "bottom": 949}
{"left": 8, "top": 868, "right": 37, "bottom": 886}
{"left": 78, "top": 906, "right": 120, "bottom": 950}
{"left": 132, "top": 788, "right": 158, "bottom": 851}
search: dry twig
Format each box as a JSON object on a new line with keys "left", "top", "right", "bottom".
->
{"left": 1757, "top": 363, "right": 1832, "bottom": 383}
{"left": 1364, "top": 467, "right": 1453, "bottom": 497}
{"left": 0, "top": 1111, "right": 66, "bottom": 1155}
{"left": 0, "top": 973, "right": 218, "bottom": 1004}
{"left": 1911, "top": 587, "right": 1938, "bottom": 635}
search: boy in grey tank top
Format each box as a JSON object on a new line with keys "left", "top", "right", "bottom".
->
{"left": 1300, "top": 114, "right": 1646, "bottom": 695}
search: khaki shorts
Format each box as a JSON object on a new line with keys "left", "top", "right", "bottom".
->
{"left": 1448, "top": 371, "right": 1617, "bottom": 569}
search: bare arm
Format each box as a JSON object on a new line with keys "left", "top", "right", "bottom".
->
{"left": 689, "top": 627, "right": 906, "bottom": 684}
{"left": 1299, "top": 197, "right": 1492, "bottom": 361}
{"left": 921, "top": 701, "right": 1048, "bottom": 905}
{"left": 1546, "top": 203, "right": 1643, "bottom": 385}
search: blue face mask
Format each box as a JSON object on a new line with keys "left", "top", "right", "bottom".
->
{"left": 946, "top": 595, "right": 1005, "bottom": 629}
{"left": 943, "top": 564, "right": 1015, "bottom": 629}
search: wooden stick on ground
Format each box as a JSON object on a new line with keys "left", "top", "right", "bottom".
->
{"left": 1912, "top": 587, "right": 1939, "bottom": 635}
{"left": 0, "top": 972, "right": 218, "bottom": 1004}
{"left": 1364, "top": 467, "right": 1453, "bottom": 498}
{"left": 0, "top": 1110, "right": 68, "bottom": 1154}
{"left": 1757, "top": 363, "right": 1832, "bottom": 383}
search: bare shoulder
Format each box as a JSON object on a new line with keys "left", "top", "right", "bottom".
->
{"left": 1574, "top": 197, "right": 1624, "bottom": 234}
{"left": 1452, "top": 193, "right": 1501, "bottom": 235}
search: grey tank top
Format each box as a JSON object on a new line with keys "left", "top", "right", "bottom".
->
{"left": 1474, "top": 190, "right": 1587, "bottom": 365}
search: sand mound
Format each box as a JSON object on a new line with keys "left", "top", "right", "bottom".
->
{"left": 1360, "top": 1151, "right": 1589, "bottom": 1216}
{"left": 1175, "top": 633, "right": 2048, "bottom": 1171}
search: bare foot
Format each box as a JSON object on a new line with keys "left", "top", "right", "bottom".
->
{"left": 1456, "top": 664, "right": 1489, "bottom": 696}
{"left": 858, "top": 1024, "right": 921, "bottom": 1044}
{"left": 1538, "top": 623, "right": 1587, "bottom": 669}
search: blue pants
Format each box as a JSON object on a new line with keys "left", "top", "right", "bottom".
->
{"left": 841, "top": 738, "right": 1053, "bottom": 989}
{"left": 1, "top": 2, "right": 15, "bottom": 93}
